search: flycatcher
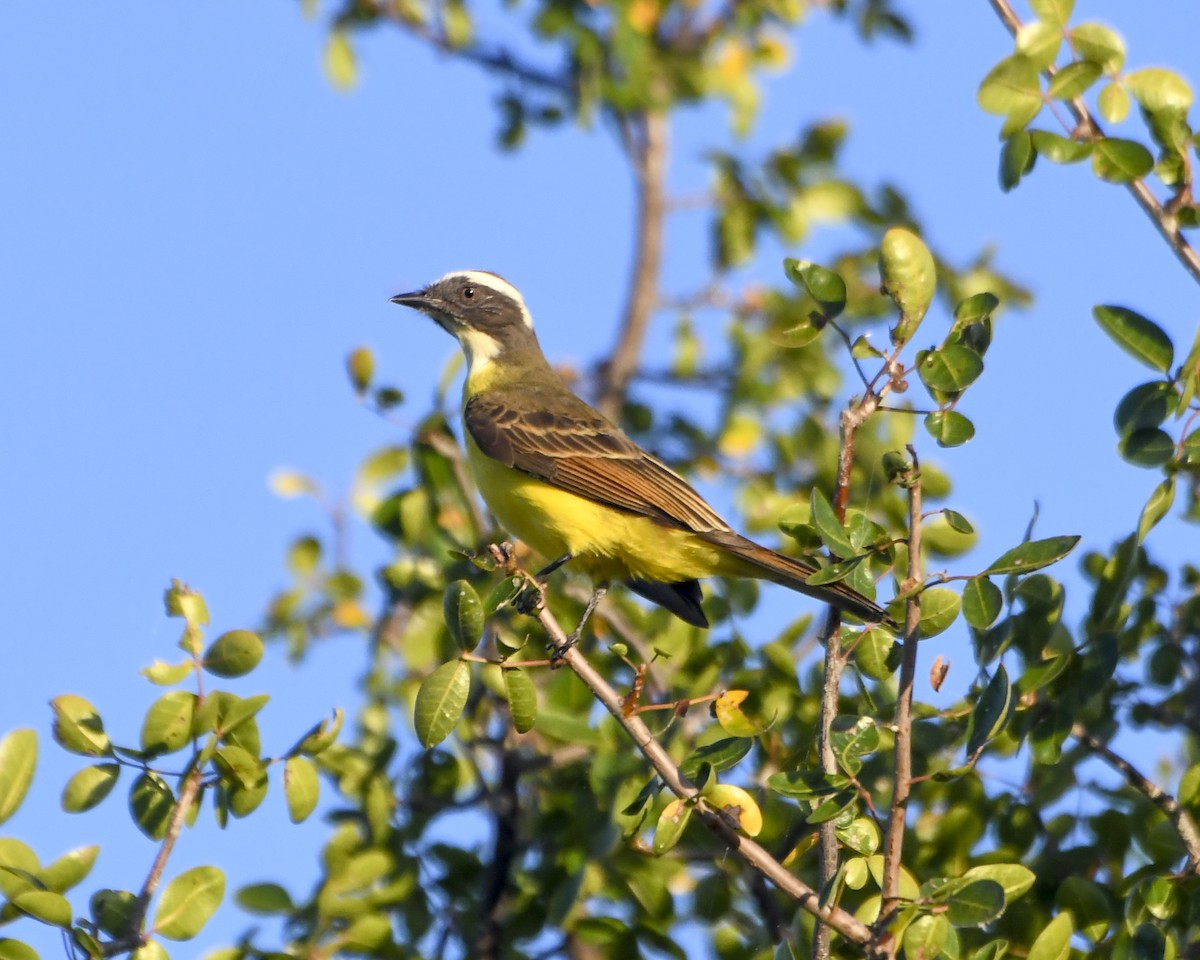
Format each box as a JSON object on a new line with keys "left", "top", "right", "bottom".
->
{"left": 392, "top": 270, "right": 895, "bottom": 632}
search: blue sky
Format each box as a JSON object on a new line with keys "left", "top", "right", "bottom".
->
{"left": 3, "top": 1, "right": 1199, "bottom": 956}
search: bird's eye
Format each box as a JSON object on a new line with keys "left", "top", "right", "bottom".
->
{"left": 463, "top": 286, "right": 475, "bottom": 299}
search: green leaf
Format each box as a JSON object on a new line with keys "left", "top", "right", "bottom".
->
{"left": 345, "top": 345, "right": 374, "bottom": 395}
{"left": 39, "top": 844, "right": 99, "bottom": 893}
{"left": 918, "top": 587, "right": 961, "bottom": 638}
{"left": 414, "top": 660, "right": 471, "bottom": 748}
{"left": 837, "top": 817, "right": 880, "bottom": 856}
{"left": 283, "top": 756, "right": 319, "bottom": 824}
{"left": 214, "top": 745, "right": 265, "bottom": 791}
{"left": 977, "top": 55, "right": 1042, "bottom": 119}
{"left": 1093, "top": 305, "right": 1174, "bottom": 372}
{"left": 1057, "top": 876, "right": 1112, "bottom": 941}
{"left": 713, "top": 690, "right": 767, "bottom": 738}
{"left": 1016, "top": 20, "right": 1062, "bottom": 68}
{"left": 962, "top": 577, "right": 1004, "bottom": 630}
{"left": 502, "top": 668, "right": 537, "bottom": 734}
{"left": 918, "top": 345, "right": 984, "bottom": 395}
{"left": 140, "top": 659, "right": 195, "bottom": 686}
{"left": 323, "top": 30, "right": 357, "bottom": 92}
{"left": 129, "top": 773, "right": 175, "bottom": 841}
{"left": 297, "top": 707, "right": 344, "bottom": 755}
{"left": 1070, "top": 23, "right": 1125, "bottom": 73}
{"left": 1137, "top": 477, "right": 1175, "bottom": 543}
{"left": 947, "top": 879, "right": 1006, "bottom": 927}
{"left": 1029, "top": 0, "right": 1073, "bottom": 27}
{"left": 443, "top": 581, "right": 485, "bottom": 653}
{"left": 941, "top": 509, "right": 975, "bottom": 534}
{"left": 1114, "top": 381, "right": 1175, "bottom": 437}
{"left": 1091, "top": 138, "right": 1154, "bottom": 182}
{"left": 236, "top": 882, "right": 294, "bottom": 916}
{"left": 91, "top": 888, "right": 138, "bottom": 937}
{"left": 1000, "top": 131, "right": 1034, "bottom": 191}
{"left": 968, "top": 665, "right": 1013, "bottom": 757}
{"left": 879, "top": 227, "right": 936, "bottom": 341}
{"left": 980, "top": 535, "right": 1080, "bottom": 576}
{"left": 1047, "top": 60, "right": 1102, "bottom": 99}
{"left": 809, "top": 487, "right": 853, "bottom": 558}
{"left": 680, "top": 739, "right": 754, "bottom": 780}
{"left": 903, "top": 915, "right": 950, "bottom": 960}
{"left": 203, "top": 630, "right": 264, "bottom": 678}
{"left": 831, "top": 716, "right": 879, "bottom": 775}
{"left": 1118, "top": 428, "right": 1175, "bottom": 467}
{"left": 854, "top": 627, "right": 899, "bottom": 680}
{"left": 11, "top": 890, "right": 71, "bottom": 928}
{"left": 1030, "top": 130, "right": 1092, "bottom": 163}
{"left": 784, "top": 258, "right": 847, "bottom": 320}
{"left": 140, "top": 691, "right": 196, "bottom": 756}
{"left": 925, "top": 410, "right": 976, "bottom": 447}
{"left": 153, "top": 866, "right": 225, "bottom": 941}
{"left": 1125, "top": 67, "right": 1194, "bottom": 113}
{"left": 134, "top": 940, "right": 169, "bottom": 960}
{"left": 653, "top": 799, "right": 691, "bottom": 854}
{"left": 50, "top": 695, "right": 110, "bottom": 757}
{"left": 0, "top": 939, "right": 39, "bottom": 960}
{"left": 1026, "top": 911, "right": 1073, "bottom": 960}
{"left": 0, "top": 729, "right": 37, "bottom": 826}
{"left": 1097, "top": 82, "right": 1131, "bottom": 123}
{"left": 62, "top": 763, "right": 120, "bottom": 813}
{"left": 963, "top": 864, "right": 1036, "bottom": 902}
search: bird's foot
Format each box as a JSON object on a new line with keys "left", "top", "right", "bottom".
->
{"left": 549, "top": 583, "right": 607, "bottom": 666}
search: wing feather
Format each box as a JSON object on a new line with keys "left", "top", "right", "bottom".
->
{"left": 464, "top": 388, "right": 730, "bottom": 533}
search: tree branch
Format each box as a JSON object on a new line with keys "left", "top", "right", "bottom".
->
{"left": 1072, "top": 724, "right": 1200, "bottom": 874}
{"left": 530, "top": 598, "right": 878, "bottom": 951}
{"left": 880, "top": 447, "right": 923, "bottom": 951}
{"left": 475, "top": 746, "right": 522, "bottom": 958}
{"left": 104, "top": 765, "right": 205, "bottom": 955}
{"left": 597, "top": 111, "right": 669, "bottom": 421}
{"left": 986, "top": 0, "right": 1200, "bottom": 286}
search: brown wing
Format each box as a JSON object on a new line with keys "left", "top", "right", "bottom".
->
{"left": 464, "top": 386, "right": 731, "bottom": 533}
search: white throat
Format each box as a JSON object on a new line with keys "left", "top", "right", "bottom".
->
{"left": 458, "top": 326, "right": 503, "bottom": 381}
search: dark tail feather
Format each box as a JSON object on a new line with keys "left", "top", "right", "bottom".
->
{"left": 625, "top": 578, "right": 709, "bottom": 628}
{"left": 712, "top": 532, "right": 897, "bottom": 630}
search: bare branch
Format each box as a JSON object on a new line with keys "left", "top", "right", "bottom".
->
{"left": 1072, "top": 724, "right": 1200, "bottom": 874}
{"left": 103, "top": 766, "right": 205, "bottom": 955}
{"left": 986, "top": 0, "right": 1200, "bottom": 286}
{"left": 383, "top": 13, "right": 573, "bottom": 95}
{"left": 880, "top": 447, "right": 923, "bottom": 950}
{"left": 597, "top": 111, "right": 669, "bottom": 421}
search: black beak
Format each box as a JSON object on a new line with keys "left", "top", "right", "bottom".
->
{"left": 390, "top": 289, "right": 429, "bottom": 308}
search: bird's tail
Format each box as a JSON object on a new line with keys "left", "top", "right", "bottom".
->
{"left": 709, "top": 531, "right": 897, "bottom": 630}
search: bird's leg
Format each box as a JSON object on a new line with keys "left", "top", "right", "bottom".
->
{"left": 535, "top": 552, "right": 574, "bottom": 582}
{"left": 552, "top": 583, "right": 608, "bottom": 662}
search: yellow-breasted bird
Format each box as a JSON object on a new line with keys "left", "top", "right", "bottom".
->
{"left": 392, "top": 270, "right": 895, "bottom": 634}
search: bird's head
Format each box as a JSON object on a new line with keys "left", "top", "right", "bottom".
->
{"left": 391, "top": 271, "right": 539, "bottom": 379}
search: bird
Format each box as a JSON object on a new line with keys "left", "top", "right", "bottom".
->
{"left": 391, "top": 270, "right": 896, "bottom": 637}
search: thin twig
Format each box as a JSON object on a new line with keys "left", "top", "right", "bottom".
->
{"left": 385, "top": 15, "right": 572, "bottom": 94}
{"left": 104, "top": 766, "right": 204, "bottom": 955}
{"left": 880, "top": 446, "right": 923, "bottom": 953}
{"left": 530, "top": 598, "right": 877, "bottom": 949}
{"left": 597, "top": 111, "right": 669, "bottom": 421}
{"left": 1072, "top": 724, "right": 1200, "bottom": 874}
{"left": 986, "top": 0, "right": 1200, "bottom": 285}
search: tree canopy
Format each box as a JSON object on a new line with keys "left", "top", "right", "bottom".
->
{"left": 3, "top": 2, "right": 1200, "bottom": 959}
